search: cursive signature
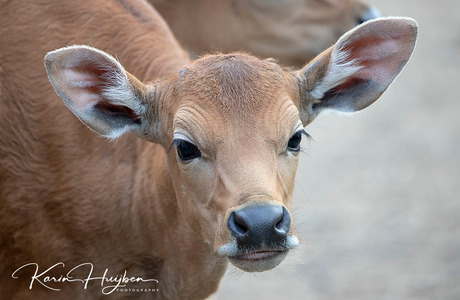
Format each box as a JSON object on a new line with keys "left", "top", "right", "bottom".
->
{"left": 12, "top": 262, "right": 158, "bottom": 295}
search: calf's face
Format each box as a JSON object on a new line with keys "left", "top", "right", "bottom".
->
{"left": 167, "top": 55, "right": 303, "bottom": 271}
{"left": 45, "top": 18, "right": 418, "bottom": 272}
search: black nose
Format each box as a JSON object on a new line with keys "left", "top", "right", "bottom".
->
{"left": 227, "top": 204, "right": 291, "bottom": 248}
{"left": 357, "top": 6, "right": 383, "bottom": 24}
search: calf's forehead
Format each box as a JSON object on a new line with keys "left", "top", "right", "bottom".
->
{"left": 172, "top": 54, "right": 300, "bottom": 133}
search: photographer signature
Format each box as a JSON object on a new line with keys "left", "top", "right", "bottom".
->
{"left": 12, "top": 262, "right": 158, "bottom": 295}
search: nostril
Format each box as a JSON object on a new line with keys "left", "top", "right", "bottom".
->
{"left": 274, "top": 206, "right": 291, "bottom": 234}
{"left": 235, "top": 225, "right": 247, "bottom": 235}
{"left": 234, "top": 220, "right": 248, "bottom": 236}
{"left": 274, "top": 214, "right": 284, "bottom": 230}
{"left": 275, "top": 219, "right": 284, "bottom": 231}
{"left": 228, "top": 211, "right": 248, "bottom": 238}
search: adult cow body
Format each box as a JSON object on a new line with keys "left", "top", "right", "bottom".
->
{"left": 0, "top": 0, "right": 417, "bottom": 299}
{"left": 150, "top": 0, "right": 382, "bottom": 66}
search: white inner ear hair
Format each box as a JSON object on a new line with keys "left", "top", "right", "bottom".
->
{"left": 310, "top": 49, "right": 362, "bottom": 100}
{"left": 100, "top": 58, "right": 145, "bottom": 116}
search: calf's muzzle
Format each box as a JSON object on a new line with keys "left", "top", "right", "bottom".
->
{"left": 228, "top": 204, "right": 291, "bottom": 248}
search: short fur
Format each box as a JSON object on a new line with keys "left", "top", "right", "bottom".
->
{"left": 151, "top": 0, "right": 381, "bottom": 67}
{"left": 0, "top": 0, "right": 417, "bottom": 299}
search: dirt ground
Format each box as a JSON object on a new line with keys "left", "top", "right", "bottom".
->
{"left": 215, "top": 0, "right": 460, "bottom": 299}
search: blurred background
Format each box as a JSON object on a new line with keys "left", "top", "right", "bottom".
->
{"left": 215, "top": 0, "right": 460, "bottom": 299}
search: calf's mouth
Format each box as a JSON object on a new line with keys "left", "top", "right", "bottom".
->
{"left": 219, "top": 235, "right": 299, "bottom": 272}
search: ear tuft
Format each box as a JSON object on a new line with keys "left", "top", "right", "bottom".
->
{"left": 310, "top": 49, "right": 363, "bottom": 100}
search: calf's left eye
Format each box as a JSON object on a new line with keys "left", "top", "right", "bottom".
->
{"left": 287, "top": 131, "right": 302, "bottom": 152}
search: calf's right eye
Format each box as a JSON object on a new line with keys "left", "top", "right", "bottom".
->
{"left": 175, "top": 140, "right": 201, "bottom": 162}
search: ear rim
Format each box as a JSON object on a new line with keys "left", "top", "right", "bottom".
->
{"left": 296, "top": 16, "right": 418, "bottom": 125}
{"left": 44, "top": 45, "right": 153, "bottom": 140}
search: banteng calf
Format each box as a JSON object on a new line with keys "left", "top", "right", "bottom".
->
{"left": 0, "top": 0, "right": 417, "bottom": 299}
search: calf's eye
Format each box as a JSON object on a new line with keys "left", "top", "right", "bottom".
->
{"left": 287, "top": 131, "right": 302, "bottom": 152}
{"left": 175, "top": 140, "right": 201, "bottom": 161}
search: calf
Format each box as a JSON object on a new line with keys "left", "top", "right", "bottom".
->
{"left": 0, "top": 0, "right": 417, "bottom": 299}
{"left": 151, "top": 0, "right": 382, "bottom": 66}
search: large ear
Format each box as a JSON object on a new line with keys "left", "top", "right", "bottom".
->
{"left": 296, "top": 17, "right": 418, "bottom": 125}
{"left": 45, "top": 45, "right": 158, "bottom": 140}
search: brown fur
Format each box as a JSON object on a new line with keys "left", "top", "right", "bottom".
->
{"left": 0, "top": 0, "right": 212, "bottom": 299}
{"left": 0, "top": 1, "right": 300, "bottom": 299}
{"left": 150, "top": 0, "right": 374, "bottom": 67}
{"left": 0, "top": 0, "right": 417, "bottom": 299}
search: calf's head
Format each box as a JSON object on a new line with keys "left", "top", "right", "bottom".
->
{"left": 45, "top": 18, "right": 417, "bottom": 272}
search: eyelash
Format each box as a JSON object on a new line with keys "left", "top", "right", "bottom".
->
{"left": 299, "top": 129, "right": 312, "bottom": 140}
{"left": 287, "top": 129, "right": 312, "bottom": 153}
